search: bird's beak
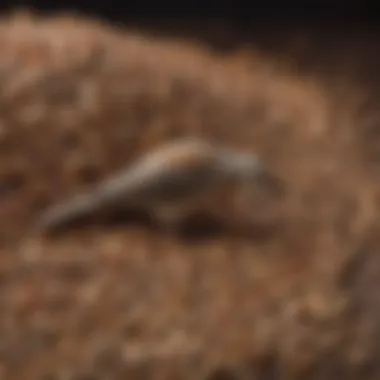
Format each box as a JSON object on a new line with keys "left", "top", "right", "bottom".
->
{"left": 256, "top": 167, "right": 286, "bottom": 197}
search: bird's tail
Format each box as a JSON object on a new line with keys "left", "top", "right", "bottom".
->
{"left": 35, "top": 192, "right": 101, "bottom": 233}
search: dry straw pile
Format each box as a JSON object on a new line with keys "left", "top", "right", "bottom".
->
{"left": 0, "top": 11, "right": 379, "bottom": 380}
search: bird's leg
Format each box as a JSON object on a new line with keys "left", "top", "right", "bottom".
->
{"left": 151, "top": 206, "right": 185, "bottom": 235}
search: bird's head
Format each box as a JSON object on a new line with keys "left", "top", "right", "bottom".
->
{"left": 217, "top": 148, "right": 286, "bottom": 196}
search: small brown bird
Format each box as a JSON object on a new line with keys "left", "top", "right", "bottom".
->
{"left": 36, "top": 137, "right": 284, "bottom": 233}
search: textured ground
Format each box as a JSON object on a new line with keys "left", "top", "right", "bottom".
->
{"left": 0, "top": 11, "right": 380, "bottom": 380}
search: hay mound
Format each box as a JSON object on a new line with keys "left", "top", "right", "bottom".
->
{"left": 0, "top": 11, "right": 379, "bottom": 380}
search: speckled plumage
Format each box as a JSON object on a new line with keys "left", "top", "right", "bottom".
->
{"left": 36, "top": 137, "right": 283, "bottom": 233}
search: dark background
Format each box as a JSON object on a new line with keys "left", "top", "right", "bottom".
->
{"left": 0, "top": 1, "right": 376, "bottom": 27}
{"left": 0, "top": 1, "right": 377, "bottom": 56}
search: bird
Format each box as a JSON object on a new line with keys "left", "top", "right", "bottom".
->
{"left": 35, "top": 137, "right": 284, "bottom": 234}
